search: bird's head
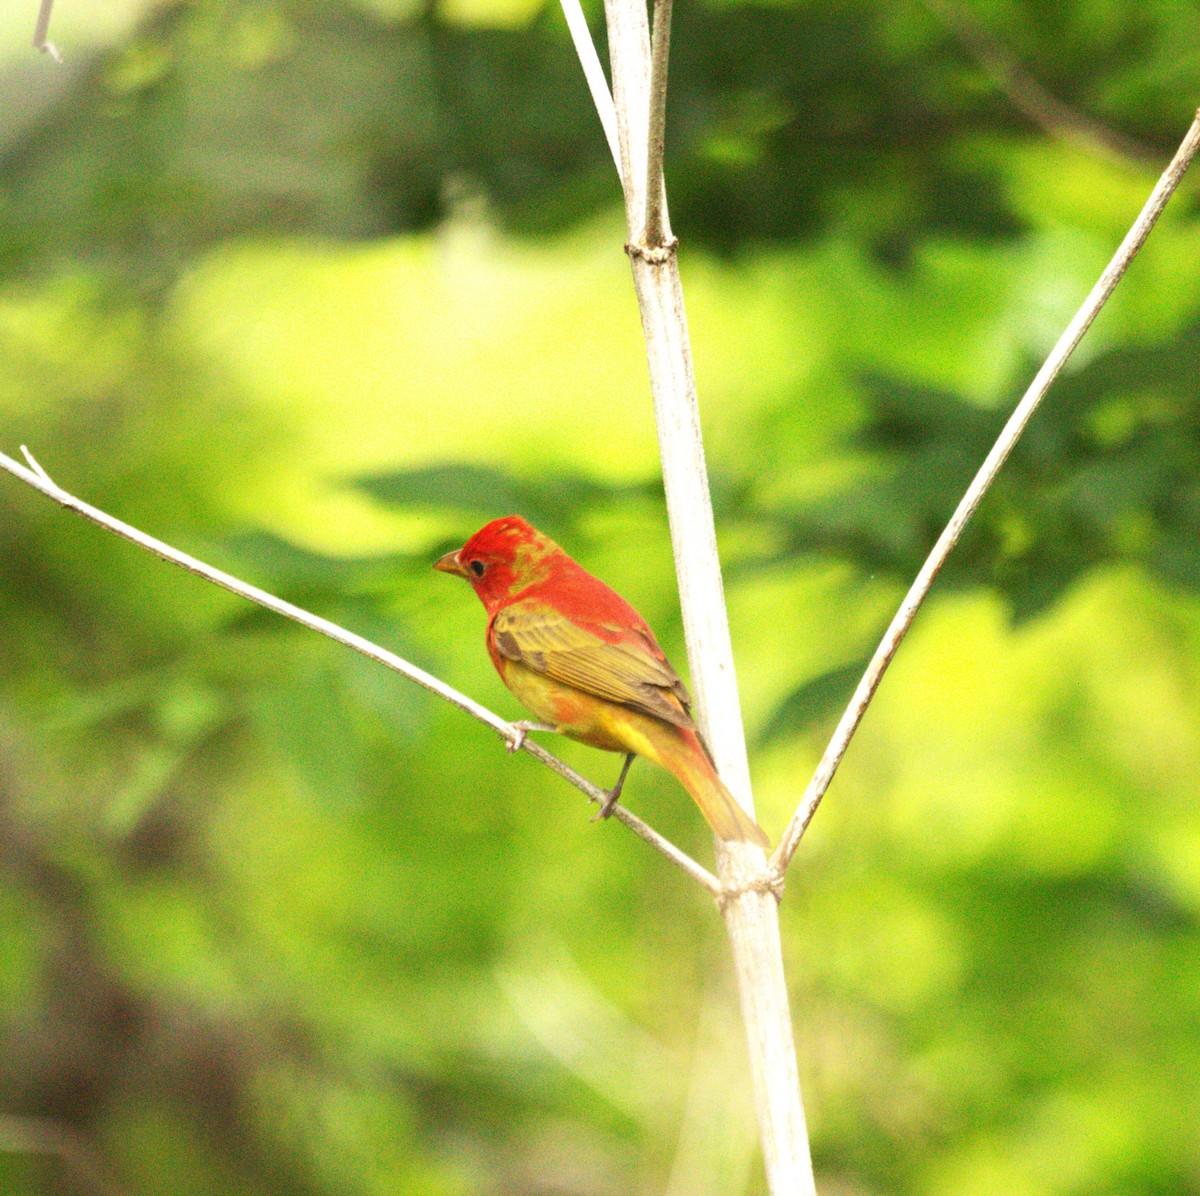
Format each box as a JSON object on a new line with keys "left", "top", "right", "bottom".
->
{"left": 434, "top": 516, "right": 562, "bottom": 612}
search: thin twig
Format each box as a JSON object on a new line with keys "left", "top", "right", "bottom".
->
{"left": 771, "top": 108, "right": 1200, "bottom": 879}
{"left": 32, "top": 0, "right": 63, "bottom": 63}
{"left": 642, "top": 0, "right": 674, "bottom": 247}
{"left": 0, "top": 448, "right": 721, "bottom": 897}
{"left": 921, "top": 0, "right": 1158, "bottom": 169}
{"left": 20, "top": 445, "right": 53, "bottom": 483}
{"left": 558, "top": 0, "right": 624, "bottom": 184}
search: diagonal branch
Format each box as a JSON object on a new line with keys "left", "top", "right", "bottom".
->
{"left": 559, "top": 0, "right": 623, "bottom": 183}
{"left": 921, "top": 0, "right": 1159, "bottom": 169}
{"left": 0, "top": 448, "right": 721, "bottom": 898}
{"left": 770, "top": 108, "right": 1200, "bottom": 879}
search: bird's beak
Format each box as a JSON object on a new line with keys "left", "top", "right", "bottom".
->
{"left": 434, "top": 550, "right": 468, "bottom": 578}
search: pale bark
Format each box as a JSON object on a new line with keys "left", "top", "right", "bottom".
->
{"left": 600, "top": 0, "right": 817, "bottom": 1187}
{"left": 6, "top": 3, "right": 1198, "bottom": 1181}
{"left": 570, "top": 0, "right": 1200, "bottom": 1179}
{"left": 32, "top": 0, "right": 62, "bottom": 61}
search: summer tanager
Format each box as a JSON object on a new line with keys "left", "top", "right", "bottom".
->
{"left": 435, "top": 516, "right": 769, "bottom": 847}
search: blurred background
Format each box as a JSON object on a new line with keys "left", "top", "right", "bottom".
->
{"left": 2, "top": 0, "right": 1199, "bottom": 1192}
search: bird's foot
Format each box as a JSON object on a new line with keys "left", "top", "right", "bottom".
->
{"left": 593, "top": 790, "right": 621, "bottom": 821}
{"left": 592, "top": 753, "right": 635, "bottom": 822}
{"left": 507, "top": 720, "right": 557, "bottom": 753}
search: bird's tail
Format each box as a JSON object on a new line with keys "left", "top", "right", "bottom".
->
{"left": 652, "top": 725, "right": 770, "bottom": 848}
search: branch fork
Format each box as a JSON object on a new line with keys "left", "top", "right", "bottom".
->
{"left": 553, "top": 0, "right": 1200, "bottom": 1185}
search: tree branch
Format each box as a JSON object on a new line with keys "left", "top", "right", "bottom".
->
{"left": 643, "top": 0, "right": 674, "bottom": 248}
{"left": 592, "top": 0, "right": 816, "bottom": 1188}
{"left": 558, "top": 0, "right": 623, "bottom": 183}
{"left": 0, "top": 448, "right": 721, "bottom": 898}
{"left": 921, "top": 0, "right": 1159, "bottom": 169}
{"left": 31, "top": 0, "right": 63, "bottom": 62}
{"left": 770, "top": 108, "right": 1200, "bottom": 879}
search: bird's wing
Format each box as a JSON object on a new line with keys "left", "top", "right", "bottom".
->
{"left": 490, "top": 601, "right": 695, "bottom": 729}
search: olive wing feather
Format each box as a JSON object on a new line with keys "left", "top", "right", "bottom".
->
{"left": 491, "top": 603, "right": 694, "bottom": 729}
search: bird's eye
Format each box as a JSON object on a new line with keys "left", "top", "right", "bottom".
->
{"left": 469, "top": 559, "right": 486, "bottom": 577}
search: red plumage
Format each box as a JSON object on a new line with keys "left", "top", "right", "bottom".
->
{"left": 436, "top": 516, "right": 769, "bottom": 847}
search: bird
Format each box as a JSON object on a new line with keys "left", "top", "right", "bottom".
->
{"left": 435, "top": 515, "right": 769, "bottom": 847}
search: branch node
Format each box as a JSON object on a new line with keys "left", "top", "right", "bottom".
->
{"left": 20, "top": 445, "right": 56, "bottom": 486}
{"left": 716, "top": 871, "right": 785, "bottom": 912}
{"left": 625, "top": 237, "right": 678, "bottom": 263}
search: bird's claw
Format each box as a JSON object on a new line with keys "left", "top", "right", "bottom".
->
{"left": 591, "top": 790, "right": 622, "bottom": 822}
{"left": 506, "top": 720, "right": 556, "bottom": 753}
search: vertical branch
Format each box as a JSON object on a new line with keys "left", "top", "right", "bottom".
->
{"left": 601, "top": 0, "right": 752, "bottom": 820}
{"left": 643, "top": 0, "right": 674, "bottom": 248}
{"left": 603, "top": 0, "right": 652, "bottom": 231}
{"left": 32, "top": 0, "right": 63, "bottom": 62}
{"left": 598, "top": 0, "right": 817, "bottom": 1190}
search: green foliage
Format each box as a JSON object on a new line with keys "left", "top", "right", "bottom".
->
{"left": 7, "top": 0, "right": 1195, "bottom": 281}
{"left": 2, "top": 0, "right": 1200, "bottom": 1193}
{"left": 354, "top": 462, "right": 660, "bottom": 540}
{"left": 808, "top": 317, "right": 1200, "bottom": 617}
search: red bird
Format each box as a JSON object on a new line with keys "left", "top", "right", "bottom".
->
{"left": 435, "top": 516, "right": 769, "bottom": 846}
